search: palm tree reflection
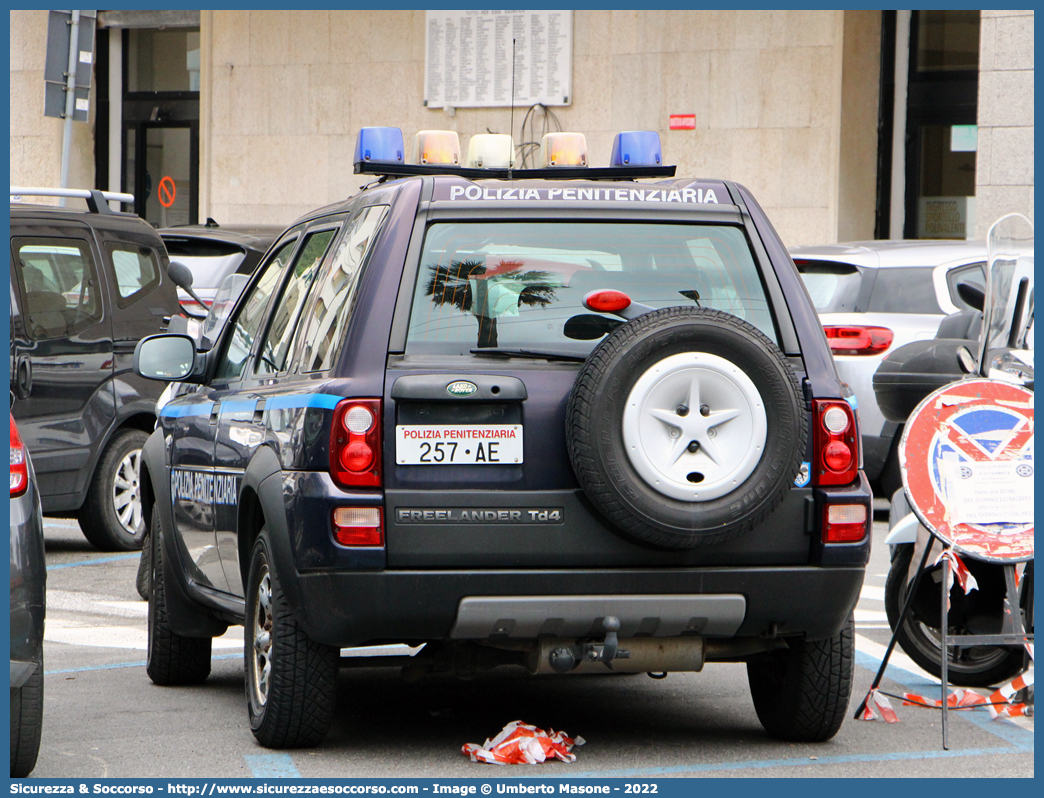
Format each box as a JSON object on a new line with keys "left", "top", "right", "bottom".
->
{"left": 424, "top": 258, "right": 556, "bottom": 347}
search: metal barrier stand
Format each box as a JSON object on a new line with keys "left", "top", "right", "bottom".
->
{"left": 939, "top": 556, "right": 1033, "bottom": 749}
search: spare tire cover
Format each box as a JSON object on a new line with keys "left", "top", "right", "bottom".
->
{"left": 566, "top": 306, "right": 805, "bottom": 549}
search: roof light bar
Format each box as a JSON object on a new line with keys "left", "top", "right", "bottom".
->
{"left": 413, "top": 130, "right": 461, "bottom": 165}
{"left": 466, "top": 134, "right": 515, "bottom": 168}
{"left": 353, "top": 127, "right": 405, "bottom": 167}
{"left": 541, "top": 132, "right": 588, "bottom": 167}
{"left": 352, "top": 127, "right": 675, "bottom": 178}
{"left": 610, "top": 131, "right": 662, "bottom": 167}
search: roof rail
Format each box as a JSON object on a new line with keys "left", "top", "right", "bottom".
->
{"left": 11, "top": 187, "right": 134, "bottom": 215}
{"left": 354, "top": 163, "right": 677, "bottom": 180}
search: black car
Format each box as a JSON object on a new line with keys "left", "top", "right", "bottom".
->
{"left": 159, "top": 221, "right": 283, "bottom": 318}
{"left": 10, "top": 188, "right": 183, "bottom": 551}
{"left": 134, "top": 129, "right": 871, "bottom": 749}
{"left": 10, "top": 414, "right": 46, "bottom": 777}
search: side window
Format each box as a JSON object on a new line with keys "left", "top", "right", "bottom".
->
{"left": 255, "top": 228, "right": 336, "bottom": 375}
{"left": 12, "top": 237, "right": 103, "bottom": 340}
{"left": 298, "top": 205, "right": 389, "bottom": 373}
{"left": 947, "top": 262, "right": 987, "bottom": 311}
{"left": 213, "top": 238, "right": 298, "bottom": 383}
{"left": 106, "top": 243, "right": 161, "bottom": 305}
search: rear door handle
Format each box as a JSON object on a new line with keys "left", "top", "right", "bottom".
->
{"left": 253, "top": 399, "right": 266, "bottom": 423}
{"left": 210, "top": 403, "right": 220, "bottom": 425}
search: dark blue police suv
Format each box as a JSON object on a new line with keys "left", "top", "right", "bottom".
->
{"left": 134, "top": 128, "right": 871, "bottom": 749}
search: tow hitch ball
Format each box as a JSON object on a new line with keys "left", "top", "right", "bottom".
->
{"left": 548, "top": 616, "right": 631, "bottom": 672}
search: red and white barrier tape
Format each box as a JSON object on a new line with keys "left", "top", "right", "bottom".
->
{"left": 884, "top": 671, "right": 1034, "bottom": 720}
{"left": 462, "top": 721, "right": 585, "bottom": 765}
{"left": 933, "top": 549, "right": 978, "bottom": 610}
{"left": 860, "top": 689, "right": 899, "bottom": 723}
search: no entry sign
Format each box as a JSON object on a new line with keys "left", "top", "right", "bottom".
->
{"left": 900, "top": 378, "right": 1033, "bottom": 562}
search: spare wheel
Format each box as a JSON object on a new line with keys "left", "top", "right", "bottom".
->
{"left": 566, "top": 306, "right": 805, "bottom": 549}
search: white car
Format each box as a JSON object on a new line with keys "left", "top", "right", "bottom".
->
{"left": 789, "top": 240, "right": 987, "bottom": 496}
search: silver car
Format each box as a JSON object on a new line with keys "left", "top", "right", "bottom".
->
{"left": 789, "top": 240, "right": 987, "bottom": 496}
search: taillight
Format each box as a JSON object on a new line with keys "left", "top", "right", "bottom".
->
{"left": 813, "top": 400, "right": 859, "bottom": 486}
{"left": 10, "top": 415, "right": 28, "bottom": 498}
{"left": 822, "top": 504, "right": 868, "bottom": 543}
{"left": 330, "top": 399, "right": 381, "bottom": 488}
{"left": 332, "top": 507, "right": 384, "bottom": 547}
{"left": 823, "top": 326, "right": 893, "bottom": 356}
{"left": 583, "top": 289, "right": 632, "bottom": 314}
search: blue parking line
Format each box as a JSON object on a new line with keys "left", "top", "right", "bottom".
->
{"left": 45, "top": 653, "right": 242, "bottom": 676}
{"left": 244, "top": 754, "right": 301, "bottom": 778}
{"left": 534, "top": 746, "right": 1024, "bottom": 778}
{"left": 47, "top": 554, "right": 141, "bottom": 570}
{"left": 853, "top": 649, "right": 936, "bottom": 689}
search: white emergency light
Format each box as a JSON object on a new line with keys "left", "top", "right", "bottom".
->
{"left": 465, "top": 134, "right": 515, "bottom": 168}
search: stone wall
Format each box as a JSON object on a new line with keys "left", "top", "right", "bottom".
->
{"left": 975, "top": 10, "right": 1034, "bottom": 239}
{"left": 9, "top": 10, "right": 95, "bottom": 204}
{"left": 202, "top": 9, "right": 866, "bottom": 246}
{"left": 10, "top": 10, "right": 884, "bottom": 245}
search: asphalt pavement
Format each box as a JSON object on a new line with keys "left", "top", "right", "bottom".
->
{"left": 30, "top": 505, "right": 1033, "bottom": 779}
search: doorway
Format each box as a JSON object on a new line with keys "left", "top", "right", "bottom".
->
{"left": 94, "top": 20, "right": 200, "bottom": 226}
{"left": 124, "top": 122, "right": 199, "bottom": 227}
{"left": 903, "top": 10, "right": 980, "bottom": 239}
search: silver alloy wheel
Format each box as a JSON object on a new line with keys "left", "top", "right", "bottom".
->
{"left": 251, "top": 566, "right": 273, "bottom": 708}
{"left": 623, "top": 352, "right": 767, "bottom": 501}
{"left": 111, "top": 448, "right": 143, "bottom": 535}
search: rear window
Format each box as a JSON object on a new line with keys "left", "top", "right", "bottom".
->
{"left": 162, "top": 237, "right": 247, "bottom": 291}
{"left": 868, "top": 267, "right": 943, "bottom": 314}
{"left": 794, "top": 260, "right": 863, "bottom": 313}
{"left": 405, "top": 222, "right": 775, "bottom": 356}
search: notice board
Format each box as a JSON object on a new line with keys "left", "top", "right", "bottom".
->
{"left": 424, "top": 10, "right": 573, "bottom": 109}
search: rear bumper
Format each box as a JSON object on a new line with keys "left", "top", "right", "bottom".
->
{"left": 292, "top": 564, "right": 865, "bottom": 648}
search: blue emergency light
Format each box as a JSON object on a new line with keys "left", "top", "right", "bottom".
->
{"left": 610, "top": 131, "right": 662, "bottom": 167}
{"left": 354, "top": 127, "right": 405, "bottom": 166}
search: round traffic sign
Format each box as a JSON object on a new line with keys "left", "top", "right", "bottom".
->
{"left": 900, "top": 378, "right": 1033, "bottom": 562}
{"left": 158, "top": 176, "right": 176, "bottom": 208}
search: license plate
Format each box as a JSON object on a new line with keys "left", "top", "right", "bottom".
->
{"left": 395, "top": 425, "right": 523, "bottom": 465}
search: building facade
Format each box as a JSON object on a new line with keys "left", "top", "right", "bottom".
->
{"left": 9, "top": 9, "right": 1034, "bottom": 246}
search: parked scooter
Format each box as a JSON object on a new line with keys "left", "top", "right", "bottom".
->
{"left": 872, "top": 214, "right": 1033, "bottom": 687}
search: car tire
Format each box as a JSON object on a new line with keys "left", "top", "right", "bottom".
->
{"left": 10, "top": 662, "right": 44, "bottom": 778}
{"left": 884, "top": 543, "right": 1027, "bottom": 688}
{"left": 79, "top": 428, "right": 150, "bottom": 551}
{"left": 146, "top": 508, "right": 212, "bottom": 686}
{"left": 245, "top": 529, "right": 338, "bottom": 748}
{"left": 746, "top": 613, "right": 854, "bottom": 742}
{"left": 136, "top": 530, "right": 152, "bottom": 600}
{"left": 566, "top": 306, "right": 805, "bottom": 549}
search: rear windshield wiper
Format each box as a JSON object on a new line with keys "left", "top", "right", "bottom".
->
{"left": 470, "top": 347, "right": 587, "bottom": 362}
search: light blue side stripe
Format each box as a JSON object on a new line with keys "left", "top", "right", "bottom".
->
{"left": 220, "top": 400, "right": 257, "bottom": 415}
{"left": 160, "top": 393, "right": 343, "bottom": 418}
{"left": 244, "top": 754, "right": 302, "bottom": 778}
{"left": 160, "top": 403, "right": 213, "bottom": 418}
{"left": 266, "top": 393, "right": 343, "bottom": 411}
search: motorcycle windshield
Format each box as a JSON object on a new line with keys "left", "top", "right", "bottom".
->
{"left": 982, "top": 214, "right": 1034, "bottom": 375}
